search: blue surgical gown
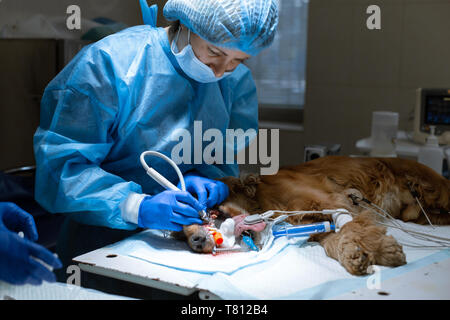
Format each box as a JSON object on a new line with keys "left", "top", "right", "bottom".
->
{"left": 33, "top": 25, "right": 258, "bottom": 230}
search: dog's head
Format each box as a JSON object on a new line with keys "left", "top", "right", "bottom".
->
{"left": 182, "top": 173, "right": 262, "bottom": 253}
{"left": 183, "top": 207, "right": 232, "bottom": 253}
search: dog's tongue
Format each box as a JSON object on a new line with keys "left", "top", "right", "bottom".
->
{"left": 232, "top": 214, "right": 266, "bottom": 237}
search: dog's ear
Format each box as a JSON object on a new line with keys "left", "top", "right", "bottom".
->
{"left": 219, "top": 174, "right": 260, "bottom": 199}
{"left": 240, "top": 173, "right": 261, "bottom": 198}
{"left": 219, "top": 176, "right": 242, "bottom": 194}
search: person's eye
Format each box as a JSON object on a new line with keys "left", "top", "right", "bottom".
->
{"left": 208, "top": 47, "right": 220, "bottom": 56}
{"left": 235, "top": 58, "right": 248, "bottom": 64}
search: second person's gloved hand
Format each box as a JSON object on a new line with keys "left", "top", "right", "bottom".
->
{"left": 138, "top": 190, "right": 205, "bottom": 231}
{"left": 0, "top": 202, "right": 62, "bottom": 286}
{"left": 179, "top": 173, "right": 229, "bottom": 208}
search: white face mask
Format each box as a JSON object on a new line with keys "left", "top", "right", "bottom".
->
{"left": 170, "top": 27, "right": 232, "bottom": 83}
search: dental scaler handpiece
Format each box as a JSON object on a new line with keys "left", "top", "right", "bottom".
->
{"left": 140, "top": 151, "right": 210, "bottom": 222}
{"left": 273, "top": 221, "right": 335, "bottom": 239}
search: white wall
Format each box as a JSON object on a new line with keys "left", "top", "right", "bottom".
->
{"left": 275, "top": 0, "right": 450, "bottom": 169}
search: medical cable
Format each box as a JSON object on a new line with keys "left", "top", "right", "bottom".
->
{"left": 376, "top": 222, "right": 450, "bottom": 247}
{"left": 350, "top": 194, "right": 442, "bottom": 245}
{"left": 250, "top": 203, "right": 449, "bottom": 247}
{"left": 408, "top": 183, "right": 435, "bottom": 228}
{"left": 246, "top": 209, "right": 352, "bottom": 225}
{"left": 349, "top": 193, "right": 450, "bottom": 248}
{"left": 356, "top": 201, "right": 403, "bottom": 228}
{"left": 414, "top": 196, "right": 435, "bottom": 228}
{"left": 349, "top": 194, "right": 403, "bottom": 228}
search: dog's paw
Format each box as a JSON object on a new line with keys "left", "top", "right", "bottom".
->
{"left": 376, "top": 235, "right": 407, "bottom": 267}
{"left": 337, "top": 235, "right": 375, "bottom": 275}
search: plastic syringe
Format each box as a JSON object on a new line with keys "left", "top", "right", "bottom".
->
{"left": 273, "top": 221, "right": 335, "bottom": 239}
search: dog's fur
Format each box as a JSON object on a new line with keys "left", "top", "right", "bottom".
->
{"left": 181, "top": 156, "right": 450, "bottom": 275}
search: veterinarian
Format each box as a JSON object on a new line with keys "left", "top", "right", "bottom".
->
{"left": 32, "top": 0, "right": 278, "bottom": 293}
{"left": 0, "top": 202, "right": 62, "bottom": 286}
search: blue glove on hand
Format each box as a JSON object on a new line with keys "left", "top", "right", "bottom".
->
{"left": 138, "top": 190, "right": 205, "bottom": 231}
{"left": 0, "top": 202, "right": 62, "bottom": 285}
{"left": 180, "top": 173, "right": 229, "bottom": 208}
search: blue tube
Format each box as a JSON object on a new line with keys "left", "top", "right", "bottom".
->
{"left": 273, "top": 222, "right": 335, "bottom": 239}
{"left": 242, "top": 235, "right": 259, "bottom": 252}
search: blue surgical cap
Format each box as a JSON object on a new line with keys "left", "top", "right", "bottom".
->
{"left": 163, "top": 0, "right": 279, "bottom": 56}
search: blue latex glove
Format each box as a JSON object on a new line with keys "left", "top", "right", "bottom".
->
{"left": 0, "top": 202, "right": 62, "bottom": 285}
{"left": 179, "top": 173, "right": 229, "bottom": 208}
{"left": 138, "top": 190, "right": 205, "bottom": 231}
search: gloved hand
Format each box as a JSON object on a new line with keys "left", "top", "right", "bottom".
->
{"left": 138, "top": 190, "right": 205, "bottom": 231}
{"left": 179, "top": 173, "right": 229, "bottom": 208}
{"left": 0, "top": 202, "right": 62, "bottom": 285}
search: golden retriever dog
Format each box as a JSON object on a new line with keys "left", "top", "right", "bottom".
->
{"left": 179, "top": 156, "right": 450, "bottom": 275}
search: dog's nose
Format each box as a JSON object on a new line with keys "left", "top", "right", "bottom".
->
{"left": 190, "top": 234, "right": 207, "bottom": 252}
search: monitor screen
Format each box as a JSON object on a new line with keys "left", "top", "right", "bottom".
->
{"left": 425, "top": 95, "right": 450, "bottom": 125}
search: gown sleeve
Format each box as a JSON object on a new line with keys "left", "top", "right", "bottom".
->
{"left": 33, "top": 44, "right": 142, "bottom": 230}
